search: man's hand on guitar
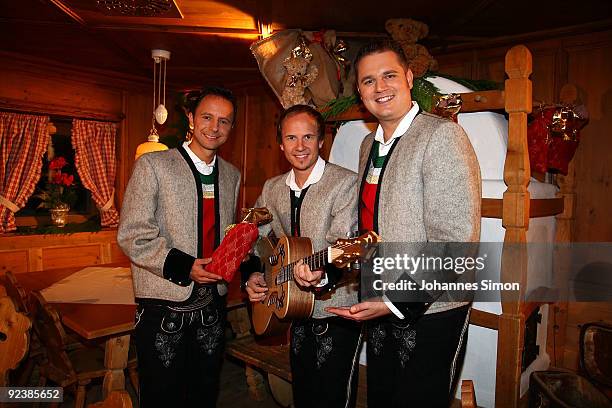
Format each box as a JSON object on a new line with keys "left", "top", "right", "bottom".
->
{"left": 326, "top": 299, "right": 392, "bottom": 321}
{"left": 246, "top": 272, "right": 268, "bottom": 302}
{"left": 294, "top": 260, "right": 323, "bottom": 288}
{"left": 190, "top": 258, "right": 223, "bottom": 284}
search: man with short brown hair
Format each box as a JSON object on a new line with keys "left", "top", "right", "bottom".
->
{"left": 328, "top": 40, "right": 481, "bottom": 407}
{"left": 118, "top": 86, "right": 240, "bottom": 407}
{"left": 246, "top": 104, "right": 362, "bottom": 408}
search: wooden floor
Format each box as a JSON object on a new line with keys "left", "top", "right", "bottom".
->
{"left": 13, "top": 357, "right": 281, "bottom": 408}
{"left": 11, "top": 355, "right": 477, "bottom": 407}
{"left": 218, "top": 357, "right": 281, "bottom": 408}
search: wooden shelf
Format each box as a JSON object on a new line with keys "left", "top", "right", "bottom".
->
{"left": 482, "top": 197, "right": 564, "bottom": 219}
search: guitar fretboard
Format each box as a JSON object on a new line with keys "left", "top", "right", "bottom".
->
{"left": 275, "top": 249, "right": 329, "bottom": 285}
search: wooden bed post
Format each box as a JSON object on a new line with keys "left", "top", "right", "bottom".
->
{"left": 497, "top": 45, "right": 532, "bottom": 408}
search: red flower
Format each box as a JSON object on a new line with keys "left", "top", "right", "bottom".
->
{"left": 52, "top": 172, "right": 64, "bottom": 184}
{"left": 62, "top": 174, "right": 74, "bottom": 187}
{"left": 49, "top": 157, "right": 67, "bottom": 170}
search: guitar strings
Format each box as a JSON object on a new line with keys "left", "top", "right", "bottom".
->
{"left": 268, "top": 241, "right": 356, "bottom": 286}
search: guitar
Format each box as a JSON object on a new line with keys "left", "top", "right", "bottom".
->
{"left": 251, "top": 231, "right": 380, "bottom": 337}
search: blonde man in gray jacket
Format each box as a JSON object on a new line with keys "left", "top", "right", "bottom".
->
{"left": 246, "top": 105, "right": 362, "bottom": 408}
{"left": 328, "top": 40, "right": 481, "bottom": 407}
{"left": 118, "top": 87, "right": 240, "bottom": 408}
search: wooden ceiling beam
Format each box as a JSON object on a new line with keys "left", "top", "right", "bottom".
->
{"left": 94, "top": 23, "right": 260, "bottom": 36}
{"left": 430, "top": 18, "right": 612, "bottom": 53}
{"left": 45, "top": 0, "right": 86, "bottom": 26}
{"left": 443, "top": 0, "right": 495, "bottom": 33}
{"left": 171, "top": 67, "right": 258, "bottom": 72}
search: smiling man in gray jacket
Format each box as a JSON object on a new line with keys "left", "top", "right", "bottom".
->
{"left": 118, "top": 86, "right": 240, "bottom": 408}
{"left": 328, "top": 40, "right": 481, "bottom": 408}
{"left": 246, "top": 105, "right": 362, "bottom": 408}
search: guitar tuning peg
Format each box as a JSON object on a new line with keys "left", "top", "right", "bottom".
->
{"left": 351, "top": 259, "right": 361, "bottom": 271}
{"left": 268, "top": 255, "right": 278, "bottom": 265}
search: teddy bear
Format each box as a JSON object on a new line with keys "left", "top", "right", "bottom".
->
{"left": 281, "top": 55, "right": 319, "bottom": 109}
{"left": 385, "top": 18, "right": 438, "bottom": 78}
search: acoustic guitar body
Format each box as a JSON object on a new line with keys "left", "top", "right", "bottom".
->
{"left": 252, "top": 235, "right": 315, "bottom": 337}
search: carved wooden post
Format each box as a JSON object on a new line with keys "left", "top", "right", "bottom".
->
{"left": 497, "top": 45, "right": 532, "bottom": 408}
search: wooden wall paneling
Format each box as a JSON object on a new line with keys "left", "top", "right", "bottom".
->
{"left": 100, "top": 243, "right": 112, "bottom": 264}
{"left": 240, "top": 86, "right": 284, "bottom": 207}
{"left": 218, "top": 90, "right": 248, "bottom": 211}
{"left": 0, "top": 231, "right": 121, "bottom": 274}
{"left": 122, "top": 91, "right": 152, "bottom": 186}
{"left": 0, "top": 62, "right": 124, "bottom": 121}
{"left": 566, "top": 36, "right": 612, "bottom": 242}
{"left": 42, "top": 244, "right": 102, "bottom": 270}
{"left": 116, "top": 91, "right": 130, "bottom": 210}
{"left": 0, "top": 251, "right": 29, "bottom": 275}
{"left": 27, "top": 248, "right": 43, "bottom": 272}
{"left": 435, "top": 50, "right": 475, "bottom": 79}
{"left": 553, "top": 34, "right": 611, "bottom": 369}
{"left": 476, "top": 56, "right": 506, "bottom": 83}
{"left": 530, "top": 50, "right": 558, "bottom": 105}
{"left": 109, "top": 243, "right": 128, "bottom": 263}
{"left": 0, "top": 231, "right": 120, "bottom": 251}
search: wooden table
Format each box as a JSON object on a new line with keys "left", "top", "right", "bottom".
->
{"left": 14, "top": 262, "right": 136, "bottom": 397}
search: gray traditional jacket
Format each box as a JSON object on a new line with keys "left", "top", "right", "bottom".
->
{"left": 358, "top": 112, "right": 481, "bottom": 314}
{"left": 118, "top": 146, "right": 240, "bottom": 302}
{"left": 256, "top": 162, "right": 359, "bottom": 318}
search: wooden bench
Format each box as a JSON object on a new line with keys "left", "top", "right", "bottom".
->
{"left": 225, "top": 298, "right": 293, "bottom": 406}
{"left": 225, "top": 301, "right": 368, "bottom": 407}
{"left": 226, "top": 335, "right": 291, "bottom": 382}
{"left": 226, "top": 334, "right": 294, "bottom": 406}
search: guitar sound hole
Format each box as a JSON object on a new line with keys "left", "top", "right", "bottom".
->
{"left": 267, "top": 292, "right": 284, "bottom": 309}
{"left": 0, "top": 331, "right": 6, "bottom": 342}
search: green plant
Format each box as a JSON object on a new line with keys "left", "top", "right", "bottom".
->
{"left": 35, "top": 157, "right": 78, "bottom": 209}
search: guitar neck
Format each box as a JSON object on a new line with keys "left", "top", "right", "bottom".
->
{"left": 277, "top": 248, "right": 329, "bottom": 284}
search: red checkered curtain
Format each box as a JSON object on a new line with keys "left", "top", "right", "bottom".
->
{"left": 0, "top": 113, "right": 50, "bottom": 233}
{"left": 71, "top": 119, "right": 119, "bottom": 227}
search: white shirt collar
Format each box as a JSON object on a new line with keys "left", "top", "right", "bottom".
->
{"left": 285, "top": 156, "right": 326, "bottom": 193}
{"left": 183, "top": 141, "right": 216, "bottom": 175}
{"left": 374, "top": 101, "right": 420, "bottom": 146}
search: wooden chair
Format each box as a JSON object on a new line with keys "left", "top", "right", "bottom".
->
{"left": 87, "top": 391, "right": 132, "bottom": 408}
{"left": 5, "top": 271, "right": 85, "bottom": 386}
{"left": 0, "top": 296, "right": 31, "bottom": 387}
{"left": 31, "top": 292, "right": 137, "bottom": 408}
{"left": 126, "top": 355, "right": 139, "bottom": 397}
{"left": 4, "top": 271, "right": 29, "bottom": 315}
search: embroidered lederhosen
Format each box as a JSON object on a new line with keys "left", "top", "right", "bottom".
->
{"left": 358, "top": 136, "right": 471, "bottom": 408}
{"left": 287, "top": 185, "right": 362, "bottom": 408}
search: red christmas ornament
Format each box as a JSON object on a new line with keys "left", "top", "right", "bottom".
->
{"left": 527, "top": 108, "right": 553, "bottom": 174}
{"left": 527, "top": 106, "right": 587, "bottom": 176}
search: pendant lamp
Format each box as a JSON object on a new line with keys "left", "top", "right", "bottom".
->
{"left": 135, "top": 49, "right": 171, "bottom": 160}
